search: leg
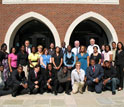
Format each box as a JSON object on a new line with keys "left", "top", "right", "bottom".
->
{"left": 111, "top": 78, "right": 119, "bottom": 93}
{"left": 72, "top": 82, "right": 79, "bottom": 94}
{"left": 65, "top": 81, "right": 71, "bottom": 93}
{"left": 58, "top": 83, "right": 64, "bottom": 93}
{"left": 79, "top": 82, "right": 85, "bottom": 94}
{"left": 86, "top": 80, "right": 95, "bottom": 92}
{"left": 95, "top": 82, "right": 102, "bottom": 94}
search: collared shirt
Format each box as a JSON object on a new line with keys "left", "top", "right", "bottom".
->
{"left": 72, "top": 47, "right": 80, "bottom": 56}
{"left": 71, "top": 68, "right": 85, "bottom": 85}
{"left": 26, "top": 47, "right": 31, "bottom": 55}
{"left": 112, "top": 48, "right": 116, "bottom": 61}
{"left": 87, "top": 44, "right": 101, "bottom": 56}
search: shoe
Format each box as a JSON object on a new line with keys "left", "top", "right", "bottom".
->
{"left": 12, "top": 93, "right": 16, "bottom": 97}
{"left": 65, "top": 92, "right": 71, "bottom": 95}
{"left": 112, "top": 91, "right": 116, "bottom": 95}
{"left": 54, "top": 91, "right": 58, "bottom": 95}
{"left": 79, "top": 91, "right": 83, "bottom": 94}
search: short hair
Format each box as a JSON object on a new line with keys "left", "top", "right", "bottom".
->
{"left": 90, "top": 38, "right": 95, "bottom": 42}
{"left": 37, "top": 45, "right": 43, "bottom": 49}
{"left": 76, "top": 61, "right": 81, "bottom": 65}
{"left": 112, "top": 41, "right": 116, "bottom": 45}
{"left": 17, "top": 64, "right": 23, "bottom": 68}
{"left": 74, "top": 40, "right": 80, "bottom": 44}
{"left": 34, "top": 65, "right": 40, "bottom": 68}
{"left": 80, "top": 45, "right": 87, "bottom": 53}
{"left": 90, "top": 58, "right": 96, "bottom": 63}
{"left": 93, "top": 46, "right": 98, "bottom": 49}
{"left": 0, "top": 64, "right": 4, "bottom": 67}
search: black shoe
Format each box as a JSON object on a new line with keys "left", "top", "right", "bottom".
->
{"left": 65, "top": 92, "right": 71, "bottom": 95}
{"left": 54, "top": 91, "right": 58, "bottom": 95}
{"left": 12, "top": 93, "right": 16, "bottom": 97}
{"left": 112, "top": 91, "right": 116, "bottom": 95}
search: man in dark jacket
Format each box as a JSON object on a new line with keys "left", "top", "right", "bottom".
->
{"left": 28, "top": 65, "right": 44, "bottom": 94}
{"left": 103, "top": 61, "right": 119, "bottom": 95}
{"left": 58, "top": 66, "right": 71, "bottom": 95}
{"left": 12, "top": 65, "right": 29, "bottom": 97}
{"left": 86, "top": 59, "right": 104, "bottom": 93}
{"left": 45, "top": 63, "right": 58, "bottom": 95}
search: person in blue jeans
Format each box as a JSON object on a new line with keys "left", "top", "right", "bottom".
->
{"left": 103, "top": 60, "right": 119, "bottom": 95}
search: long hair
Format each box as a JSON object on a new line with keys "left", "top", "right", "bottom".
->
{"left": 80, "top": 45, "right": 87, "bottom": 53}
{"left": 117, "top": 42, "right": 124, "bottom": 51}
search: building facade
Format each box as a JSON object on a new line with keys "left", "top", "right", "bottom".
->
{"left": 0, "top": 0, "right": 124, "bottom": 52}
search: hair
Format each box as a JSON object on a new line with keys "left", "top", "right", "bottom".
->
{"left": 10, "top": 47, "right": 16, "bottom": 54}
{"left": 46, "top": 63, "right": 53, "bottom": 71}
{"left": 93, "top": 46, "right": 98, "bottom": 49}
{"left": 90, "top": 38, "right": 95, "bottom": 42}
{"left": 80, "top": 45, "right": 87, "bottom": 53}
{"left": 37, "top": 45, "right": 43, "bottom": 49}
{"left": 31, "top": 46, "right": 36, "bottom": 53}
{"left": 112, "top": 41, "right": 116, "bottom": 45}
{"left": 117, "top": 42, "right": 124, "bottom": 51}
{"left": 34, "top": 65, "right": 41, "bottom": 68}
{"left": 90, "top": 58, "right": 96, "bottom": 63}
{"left": 105, "top": 45, "right": 111, "bottom": 52}
{"left": 1, "top": 43, "right": 7, "bottom": 50}
{"left": 17, "top": 64, "right": 23, "bottom": 69}
{"left": 55, "top": 46, "right": 60, "bottom": 53}
{"left": 20, "top": 44, "right": 26, "bottom": 52}
{"left": 25, "top": 40, "right": 30, "bottom": 43}
{"left": 0, "top": 64, "right": 4, "bottom": 67}
{"left": 43, "top": 48, "right": 48, "bottom": 54}
{"left": 76, "top": 61, "right": 81, "bottom": 65}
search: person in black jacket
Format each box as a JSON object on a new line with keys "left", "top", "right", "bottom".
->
{"left": 103, "top": 61, "right": 119, "bottom": 95}
{"left": 115, "top": 42, "right": 124, "bottom": 91}
{"left": 45, "top": 63, "right": 58, "bottom": 95}
{"left": 58, "top": 66, "right": 71, "bottom": 95}
{"left": 11, "top": 65, "right": 29, "bottom": 97}
{"left": 28, "top": 65, "right": 44, "bottom": 94}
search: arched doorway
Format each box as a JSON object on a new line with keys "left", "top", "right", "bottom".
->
{"left": 70, "top": 19, "right": 108, "bottom": 47}
{"left": 64, "top": 12, "right": 118, "bottom": 48}
{"left": 13, "top": 19, "right": 55, "bottom": 49}
{"left": 4, "top": 12, "right": 61, "bottom": 52}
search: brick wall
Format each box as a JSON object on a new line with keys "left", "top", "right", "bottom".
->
{"left": 0, "top": 0, "right": 124, "bottom": 46}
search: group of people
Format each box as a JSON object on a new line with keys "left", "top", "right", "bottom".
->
{"left": 0, "top": 38, "right": 124, "bottom": 97}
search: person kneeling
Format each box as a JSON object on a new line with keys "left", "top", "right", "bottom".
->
{"left": 12, "top": 65, "right": 29, "bottom": 97}
{"left": 58, "top": 66, "right": 71, "bottom": 95}
{"left": 28, "top": 65, "right": 44, "bottom": 94}
{"left": 103, "top": 61, "right": 119, "bottom": 95}
{"left": 71, "top": 62, "right": 85, "bottom": 94}
{"left": 45, "top": 63, "right": 58, "bottom": 95}
{"left": 86, "top": 59, "right": 104, "bottom": 94}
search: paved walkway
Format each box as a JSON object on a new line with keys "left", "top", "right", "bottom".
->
{"left": 0, "top": 90, "right": 124, "bottom": 107}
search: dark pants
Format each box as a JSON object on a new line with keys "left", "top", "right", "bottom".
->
{"left": 12, "top": 84, "right": 29, "bottom": 96}
{"left": 58, "top": 81, "right": 71, "bottom": 93}
{"left": 116, "top": 65, "right": 124, "bottom": 88}
{"left": 87, "top": 80, "right": 102, "bottom": 93}
{"left": 103, "top": 78, "right": 119, "bottom": 92}
{"left": 0, "top": 87, "right": 12, "bottom": 96}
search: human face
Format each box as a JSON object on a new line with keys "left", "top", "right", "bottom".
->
{"left": 32, "top": 47, "right": 36, "bottom": 53}
{"left": 101, "top": 45, "right": 105, "bottom": 51}
{"left": 48, "top": 64, "right": 52, "bottom": 71}
{"left": 63, "top": 67, "right": 67, "bottom": 73}
{"left": 17, "top": 66, "right": 23, "bottom": 73}
{"left": 90, "top": 60, "right": 95, "bottom": 66}
{"left": 105, "top": 46, "right": 109, "bottom": 52}
{"left": 25, "top": 41, "right": 30, "bottom": 47}
{"left": 90, "top": 39, "right": 95, "bottom": 46}
{"left": 118, "top": 43, "right": 122, "bottom": 50}
{"left": 104, "top": 62, "right": 110, "bottom": 68}
{"left": 80, "top": 46, "right": 85, "bottom": 53}
{"left": 93, "top": 47, "right": 98, "bottom": 53}
{"left": 67, "top": 46, "right": 72, "bottom": 52}
{"left": 2, "top": 45, "right": 7, "bottom": 52}
{"left": 76, "top": 64, "right": 81, "bottom": 70}
{"left": 61, "top": 42, "right": 66, "bottom": 48}
{"left": 38, "top": 48, "right": 42, "bottom": 53}
{"left": 34, "top": 67, "right": 40, "bottom": 73}
{"left": 56, "top": 47, "right": 60, "bottom": 53}
{"left": 50, "top": 43, "right": 54, "bottom": 49}
{"left": 45, "top": 49, "right": 48, "bottom": 55}
{"left": 12, "top": 48, "right": 16, "bottom": 54}
{"left": 21, "top": 46, "right": 25, "bottom": 52}
{"left": 112, "top": 43, "right": 116, "bottom": 49}
{"left": 75, "top": 41, "right": 80, "bottom": 48}
{"left": 0, "top": 66, "right": 4, "bottom": 71}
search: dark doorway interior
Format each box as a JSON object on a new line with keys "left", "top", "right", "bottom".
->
{"left": 69, "top": 19, "right": 109, "bottom": 48}
{"left": 13, "top": 19, "right": 55, "bottom": 49}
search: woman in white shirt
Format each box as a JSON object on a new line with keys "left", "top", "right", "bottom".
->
{"left": 103, "top": 45, "right": 113, "bottom": 64}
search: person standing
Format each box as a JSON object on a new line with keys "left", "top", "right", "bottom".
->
{"left": 1, "top": 43, "right": 9, "bottom": 89}
{"left": 28, "top": 46, "right": 40, "bottom": 71}
{"left": 37, "top": 45, "right": 43, "bottom": 56}
{"left": 77, "top": 45, "right": 89, "bottom": 73}
{"left": 90, "top": 46, "right": 102, "bottom": 65}
{"left": 86, "top": 59, "right": 104, "bottom": 93}
{"left": 17, "top": 45, "right": 28, "bottom": 78}
{"left": 8, "top": 47, "right": 18, "bottom": 73}
{"left": 72, "top": 40, "right": 80, "bottom": 56}
{"left": 48, "top": 43, "right": 55, "bottom": 56}
{"left": 87, "top": 38, "right": 101, "bottom": 56}
{"left": 25, "top": 40, "right": 31, "bottom": 55}
{"left": 52, "top": 47, "right": 63, "bottom": 73}
{"left": 63, "top": 45, "right": 76, "bottom": 72}
{"left": 60, "top": 41, "right": 67, "bottom": 56}
{"left": 115, "top": 42, "right": 124, "bottom": 91}
{"left": 111, "top": 42, "right": 117, "bottom": 66}
{"left": 71, "top": 62, "right": 85, "bottom": 94}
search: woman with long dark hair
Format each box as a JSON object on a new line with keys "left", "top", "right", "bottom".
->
{"left": 115, "top": 42, "right": 124, "bottom": 91}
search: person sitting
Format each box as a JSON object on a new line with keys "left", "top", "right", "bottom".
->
{"left": 44, "top": 63, "right": 58, "bottom": 95}
{"left": 103, "top": 61, "right": 119, "bottom": 95}
{"left": 86, "top": 59, "right": 104, "bottom": 93}
{"left": 28, "top": 65, "right": 44, "bottom": 94}
{"left": 58, "top": 66, "right": 71, "bottom": 95}
{"left": 71, "top": 62, "right": 85, "bottom": 94}
{"left": 11, "top": 65, "right": 29, "bottom": 97}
